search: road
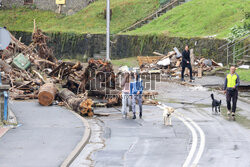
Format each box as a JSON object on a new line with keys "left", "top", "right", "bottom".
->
{"left": 0, "top": 101, "right": 85, "bottom": 167}
{"left": 72, "top": 80, "right": 250, "bottom": 167}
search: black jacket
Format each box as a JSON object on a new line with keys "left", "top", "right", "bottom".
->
{"left": 182, "top": 50, "right": 190, "bottom": 66}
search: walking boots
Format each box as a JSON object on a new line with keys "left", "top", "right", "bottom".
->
{"left": 133, "top": 114, "right": 136, "bottom": 119}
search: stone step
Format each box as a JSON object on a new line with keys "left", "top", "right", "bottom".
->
{"left": 93, "top": 50, "right": 106, "bottom": 59}
{"left": 99, "top": 50, "right": 106, "bottom": 55}
{"left": 243, "top": 55, "right": 250, "bottom": 61}
{"left": 238, "top": 59, "right": 250, "bottom": 65}
{"left": 93, "top": 54, "right": 106, "bottom": 60}
{"left": 120, "top": 0, "right": 186, "bottom": 33}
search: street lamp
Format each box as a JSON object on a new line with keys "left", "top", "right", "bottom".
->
{"left": 106, "top": 0, "right": 110, "bottom": 61}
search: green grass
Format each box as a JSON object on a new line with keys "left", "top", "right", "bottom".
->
{"left": 111, "top": 57, "right": 138, "bottom": 67}
{"left": 226, "top": 69, "right": 250, "bottom": 82}
{"left": 127, "top": 0, "right": 250, "bottom": 38}
{"left": 0, "top": 0, "right": 159, "bottom": 34}
{"left": 236, "top": 69, "right": 250, "bottom": 82}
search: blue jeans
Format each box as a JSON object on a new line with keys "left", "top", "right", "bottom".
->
{"left": 132, "top": 94, "right": 142, "bottom": 114}
{"left": 122, "top": 92, "right": 130, "bottom": 116}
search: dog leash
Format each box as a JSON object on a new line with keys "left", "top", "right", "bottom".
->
{"left": 173, "top": 97, "right": 211, "bottom": 110}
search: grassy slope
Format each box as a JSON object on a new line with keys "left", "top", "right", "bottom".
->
{"left": 127, "top": 0, "right": 250, "bottom": 38}
{"left": 236, "top": 69, "right": 250, "bottom": 82}
{"left": 226, "top": 69, "right": 250, "bottom": 82}
{"left": 0, "top": 0, "right": 159, "bottom": 34}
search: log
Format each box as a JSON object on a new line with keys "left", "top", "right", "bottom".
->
{"left": 32, "top": 70, "right": 46, "bottom": 84}
{"left": 38, "top": 83, "right": 57, "bottom": 106}
{"left": 11, "top": 93, "right": 37, "bottom": 100}
{"left": 58, "top": 88, "right": 93, "bottom": 116}
{"left": 198, "top": 67, "right": 203, "bottom": 78}
{"left": 35, "top": 59, "right": 57, "bottom": 67}
{"left": 153, "top": 51, "right": 167, "bottom": 57}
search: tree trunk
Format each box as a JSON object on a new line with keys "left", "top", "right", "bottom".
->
{"left": 38, "top": 83, "right": 57, "bottom": 106}
{"left": 58, "top": 88, "right": 93, "bottom": 116}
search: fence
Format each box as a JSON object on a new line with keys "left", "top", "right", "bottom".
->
{"left": 0, "top": 72, "right": 10, "bottom": 122}
{"left": 219, "top": 33, "right": 250, "bottom": 66}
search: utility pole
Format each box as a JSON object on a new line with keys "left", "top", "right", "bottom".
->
{"left": 106, "top": 0, "right": 110, "bottom": 61}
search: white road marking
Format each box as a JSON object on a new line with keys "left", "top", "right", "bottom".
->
{"left": 176, "top": 115, "right": 198, "bottom": 167}
{"left": 123, "top": 138, "right": 139, "bottom": 167}
{"left": 157, "top": 105, "right": 206, "bottom": 167}
{"left": 187, "top": 117, "right": 206, "bottom": 166}
{"left": 135, "top": 139, "right": 150, "bottom": 167}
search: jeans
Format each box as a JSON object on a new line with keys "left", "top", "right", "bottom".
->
{"left": 226, "top": 89, "right": 238, "bottom": 113}
{"left": 132, "top": 94, "right": 142, "bottom": 114}
{"left": 181, "top": 63, "right": 193, "bottom": 79}
{"left": 122, "top": 92, "right": 130, "bottom": 116}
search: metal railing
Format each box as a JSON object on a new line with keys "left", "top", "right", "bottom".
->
{"left": 0, "top": 72, "right": 10, "bottom": 122}
{"left": 219, "top": 33, "right": 250, "bottom": 66}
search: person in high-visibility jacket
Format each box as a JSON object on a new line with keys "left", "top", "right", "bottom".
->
{"left": 224, "top": 66, "right": 240, "bottom": 116}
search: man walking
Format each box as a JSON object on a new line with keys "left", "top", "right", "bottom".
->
{"left": 181, "top": 45, "right": 194, "bottom": 82}
{"left": 130, "top": 72, "right": 143, "bottom": 119}
{"left": 224, "top": 66, "right": 240, "bottom": 117}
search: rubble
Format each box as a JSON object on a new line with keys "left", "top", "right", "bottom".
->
{"left": 0, "top": 24, "right": 160, "bottom": 116}
{"left": 137, "top": 49, "right": 223, "bottom": 79}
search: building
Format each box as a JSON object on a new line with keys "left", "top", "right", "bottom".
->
{"left": 1, "top": 0, "right": 95, "bottom": 15}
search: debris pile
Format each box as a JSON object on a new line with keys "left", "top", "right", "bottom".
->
{"left": 138, "top": 49, "right": 223, "bottom": 78}
{"left": 0, "top": 27, "right": 97, "bottom": 116}
{"left": 0, "top": 25, "right": 159, "bottom": 116}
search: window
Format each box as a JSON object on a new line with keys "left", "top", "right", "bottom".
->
{"left": 24, "top": 0, "right": 33, "bottom": 5}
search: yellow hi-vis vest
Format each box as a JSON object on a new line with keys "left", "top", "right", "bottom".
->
{"left": 227, "top": 74, "right": 238, "bottom": 88}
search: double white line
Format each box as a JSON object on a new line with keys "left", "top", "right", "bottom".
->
{"left": 158, "top": 105, "right": 205, "bottom": 167}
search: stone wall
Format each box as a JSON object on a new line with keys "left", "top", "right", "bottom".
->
{"left": 110, "top": 35, "right": 229, "bottom": 63}
{"left": 1, "top": 0, "right": 95, "bottom": 15}
{"left": 10, "top": 31, "right": 236, "bottom": 64}
{"left": 2, "top": 0, "right": 23, "bottom": 7}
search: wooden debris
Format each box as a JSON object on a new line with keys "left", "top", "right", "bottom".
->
{"left": 58, "top": 88, "right": 94, "bottom": 117}
{"left": 38, "top": 83, "right": 57, "bottom": 106}
{"left": 198, "top": 67, "right": 203, "bottom": 78}
{"left": 94, "top": 113, "right": 110, "bottom": 116}
{"left": 211, "top": 59, "right": 220, "bottom": 66}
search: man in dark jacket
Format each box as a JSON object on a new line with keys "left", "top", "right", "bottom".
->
{"left": 181, "top": 45, "right": 194, "bottom": 82}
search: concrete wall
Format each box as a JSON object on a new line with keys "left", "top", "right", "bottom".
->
{"left": 1, "top": 0, "right": 95, "bottom": 15}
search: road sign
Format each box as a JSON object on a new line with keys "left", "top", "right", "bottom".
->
{"left": 56, "top": 0, "right": 66, "bottom": 5}
{"left": 0, "top": 27, "right": 11, "bottom": 50}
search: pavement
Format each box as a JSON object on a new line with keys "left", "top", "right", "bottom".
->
{"left": 72, "top": 79, "right": 250, "bottom": 167}
{"left": 0, "top": 101, "right": 86, "bottom": 167}
{"left": 0, "top": 127, "right": 9, "bottom": 138}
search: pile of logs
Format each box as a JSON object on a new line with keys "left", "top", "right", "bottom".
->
{"left": 0, "top": 24, "right": 159, "bottom": 117}
{"left": 0, "top": 25, "right": 97, "bottom": 116}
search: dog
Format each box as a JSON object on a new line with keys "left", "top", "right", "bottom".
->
{"left": 162, "top": 106, "right": 175, "bottom": 126}
{"left": 211, "top": 94, "right": 221, "bottom": 114}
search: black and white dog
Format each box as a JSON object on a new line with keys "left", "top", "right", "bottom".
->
{"left": 211, "top": 94, "right": 221, "bottom": 114}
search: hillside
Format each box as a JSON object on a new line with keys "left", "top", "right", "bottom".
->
{"left": 0, "top": 0, "right": 159, "bottom": 34}
{"left": 127, "top": 0, "right": 250, "bottom": 38}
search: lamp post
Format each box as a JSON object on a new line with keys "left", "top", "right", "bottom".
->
{"left": 106, "top": 0, "right": 110, "bottom": 61}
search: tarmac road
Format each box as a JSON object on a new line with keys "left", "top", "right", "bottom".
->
{"left": 0, "top": 101, "right": 85, "bottom": 167}
{"left": 72, "top": 80, "right": 250, "bottom": 167}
